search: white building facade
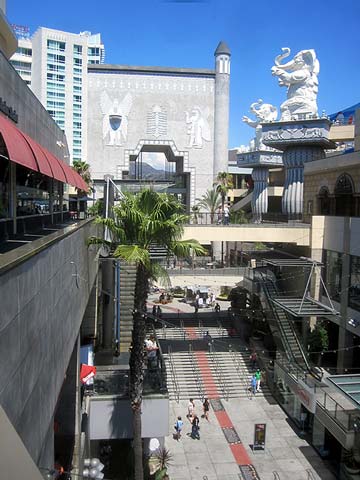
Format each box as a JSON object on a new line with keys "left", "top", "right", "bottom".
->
{"left": 10, "top": 27, "right": 105, "bottom": 164}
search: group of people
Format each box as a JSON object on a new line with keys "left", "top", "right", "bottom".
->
{"left": 216, "top": 205, "right": 230, "bottom": 225}
{"left": 250, "top": 369, "right": 262, "bottom": 397}
{"left": 144, "top": 335, "right": 159, "bottom": 368}
{"left": 194, "top": 292, "right": 220, "bottom": 314}
{"left": 174, "top": 398, "right": 210, "bottom": 441}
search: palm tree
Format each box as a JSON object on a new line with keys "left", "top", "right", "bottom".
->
{"left": 215, "top": 171, "right": 234, "bottom": 213}
{"left": 196, "top": 188, "right": 222, "bottom": 224}
{"left": 88, "top": 189, "right": 204, "bottom": 480}
{"left": 72, "top": 160, "right": 91, "bottom": 216}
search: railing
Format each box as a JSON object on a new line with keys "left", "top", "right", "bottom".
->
{"left": 229, "top": 344, "right": 249, "bottom": 386}
{"left": 209, "top": 342, "right": 229, "bottom": 401}
{"left": 188, "top": 212, "right": 306, "bottom": 226}
{"left": 273, "top": 472, "right": 281, "bottom": 480}
{"left": 316, "top": 389, "right": 358, "bottom": 432}
{"left": 306, "top": 470, "right": 316, "bottom": 480}
{"left": 167, "top": 345, "right": 179, "bottom": 403}
{"left": 189, "top": 343, "right": 205, "bottom": 401}
{"left": 180, "top": 318, "right": 186, "bottom": 340}
{"left": 167, "top": 266, "right": 246, "bottom": 276}
{"left": 259, "top": 271, "right": 312, "bottom": 373}
{"left": 216, "top": 318, "right": 225, "bottom": 338}
{"left": 198, "top": 318, "right": 205, "bottom": 337}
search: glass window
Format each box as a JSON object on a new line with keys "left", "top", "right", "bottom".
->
{"left": 73, "top": 44, "right": 82, "bottom": 55}
{"left": 15, "top": 165, "right": 51, "bottom": 216}
{"left": 73, "top": 57, "right": 82, "bottom": 66}
{"left": 47, "top": 39, "right": 65, "bottom": 51}
{"left": 323, "top": 250, "right": 342, "bottom": 302}
{"left": 0, "top": 147, "right": 10, "bottom": 218}
{"left": 18, "top": 47, "right": 32, "bottom": 56}
{"left": 73, "top": 85, "right": 82, "bottom": 93}
{"left": 73, "top": 95, "right": 82, "bottom": 104}
{"left": 349, "top": 256, "right": 360, "bottom": 311}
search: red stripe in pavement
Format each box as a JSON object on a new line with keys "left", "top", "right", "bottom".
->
{"left": 230, "top": 444, "right": 252, "bottom": 465}
{"left": 184, "top": 325, "right": 253, "bottom": 468}
{"left": 194, "top": 351, "right": 220, "bottom": 398}
{"left": 185, "top": 326, "right": 198, "bottom": 340}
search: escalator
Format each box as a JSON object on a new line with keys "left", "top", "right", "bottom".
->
{"left": 258, "top": 271, "right": 311, "bottom": 373}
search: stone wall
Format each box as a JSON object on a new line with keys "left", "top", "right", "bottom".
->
{"left": 0, "top": 220, "right": 99, "bottom": 465}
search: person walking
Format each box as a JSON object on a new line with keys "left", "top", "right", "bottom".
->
{"left": 187, "top": 398, "right": 195, "bottom": 422}
{"left": 251, "top": 374, "right": 257, "bottom": 398}
{"left": 191, "top": 414, "right": 200, "bottom": 439}
{"left": 250, "top": 350, "right": 257, "bottom": 370}
{"left": 174, "top": 416, "right": 183, "bottom": 441}
{"left": 202, "top": 398, "right": 210, "bottom": 421}
{"left": 214, "top": 303, "right": 220, "bottom": 313}
{"left": 255, "top": 369, "right": 262, "bottom": 392}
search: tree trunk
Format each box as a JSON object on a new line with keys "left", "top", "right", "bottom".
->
{"left": 130, "top": 263, "right": 149, "bottom": 480}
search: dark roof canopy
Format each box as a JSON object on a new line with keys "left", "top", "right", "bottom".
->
{"left": 214, "top": 41, "right": 231, "bottom": 56}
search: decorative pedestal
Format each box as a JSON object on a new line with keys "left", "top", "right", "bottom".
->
{"left": 237, "top": 150, "right": 283, "bottom": 221}
{"left": 261, "top": 118, "right": 336, "bottom": 218}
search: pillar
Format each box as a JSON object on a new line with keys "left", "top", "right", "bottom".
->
{"left": 251, "top": 167, "right": 269, "bottom": 221}
{"left": 214, "top": 41, "right": 230, "bottom": 175}
{"left": 282, "top": 146, "right": 325, "bottom": 218}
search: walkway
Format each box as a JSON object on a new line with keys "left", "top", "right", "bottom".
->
{"left": 160, "top": 299, "right": 336, "bottom": 480}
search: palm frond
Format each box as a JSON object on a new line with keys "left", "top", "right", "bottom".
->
{"left": 114, "top": 244, "right": 150, "bottom": 269}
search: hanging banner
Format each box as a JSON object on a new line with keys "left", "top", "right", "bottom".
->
{"left": 253, "top": 423, "right": 266, "bottom": 451}
{"left": 80, "top": 364, "right": 97, "bottom": 384}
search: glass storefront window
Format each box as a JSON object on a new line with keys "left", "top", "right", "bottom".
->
{"left": 323, "top": 250, "right": 342, "bottom": 302}
{"left": 0, "top": 155, "right": 10, "bottom": 218}
{"left": 16, "top": 165, "right": 50, "bottom": 216}
{"left": 349, "top": 256, "right": 360, "bottom": 311}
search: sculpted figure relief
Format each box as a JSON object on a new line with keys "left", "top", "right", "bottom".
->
{"left": 185, "top": 107, "right": 211, "bottom": 148}
{"left": 242, "top": 99, "right": 278, "bottom": 150}
{"left": 100, "top": 92, "right": 133, "bottom": 146}
{"left": 271, "top": 47, "right": 320, "bottom": 121}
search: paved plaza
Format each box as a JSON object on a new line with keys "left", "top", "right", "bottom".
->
{"left": 165, "top": 395, "right": 336, "bottom": 480}
{"left": 153, "top": 291, "right": 337, "bottom": 480}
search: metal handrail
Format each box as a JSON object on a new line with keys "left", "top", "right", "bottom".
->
{"left": 188, "top": 343, "right": 205, "bottom": 401}
{"left": 167, "top": 345, "right": 179, "bottom": 403}
{"left": 198, "top": 318, "right": 204, "bottom": 337}
{"left": 306, "top": 470, "right": 316, "bottom": 480}
{"left": 259, "top": 271, "right": 311, "bottom": 372}
{"left": 209, "top": 342, "right": 229, "bottom": 401}
{"left": 229, "top": 344, "right": 250, "bottom": 387}
{"left": 180, "top": 318, "right": 186, "bottom": 340}
{"left": 273, "top": 472, "right": 281, "bottom": 479}
{"left": 216, "top": 318, "right": 224, "bottom": 337}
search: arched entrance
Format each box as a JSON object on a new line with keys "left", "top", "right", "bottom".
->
{"left": 122, "top": 140, "right": 195, "bottom": 211}
{"left": 317, "top": 186, "right": 331, "bottom": 215}
{"left": 334, "top": 173, "right": 355, "bottom": 216}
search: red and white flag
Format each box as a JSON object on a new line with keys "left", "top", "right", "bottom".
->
{"left": 80, "top": 364, "right": 97, "bottom": 384}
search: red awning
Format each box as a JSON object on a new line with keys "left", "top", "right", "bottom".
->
{"left": 0, "top": 114, "right": 87, "bottom": 189}
{"left": 21, "top": 131, "right": 54, "bottom": 178}
{"left": 0, "top": 114, "right": 38, "bottom": 171}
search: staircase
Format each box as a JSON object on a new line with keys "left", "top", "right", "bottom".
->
{"left": 119, "top": 262, "right": 137, "bottom": 353}
{"left": 259, "top": 272, "right": 310, "bottom": 372}
{"left": 162, "top": 347, "right": 270, "bottom": 401}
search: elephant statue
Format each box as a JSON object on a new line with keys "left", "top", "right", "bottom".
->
{"left": 242, "top": 99, "right": 278, "bottom": 150}
{"left": 271, "top": 47, "right": 320, "bottom": 121}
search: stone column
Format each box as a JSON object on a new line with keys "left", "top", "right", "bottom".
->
{"left": 251, "top": 167, "right": 269, "bottom": 221}
{"left": 214, "top": 42, "right": 230, "bottom": 175}
{"left": 282, "top": 146, "right": 325, "bottom": 217}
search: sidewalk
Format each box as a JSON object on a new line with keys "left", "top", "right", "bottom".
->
{"left": 165, "top": 395, "right": 336, "bottom": 480}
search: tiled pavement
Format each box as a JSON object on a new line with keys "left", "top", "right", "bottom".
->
{"left": 165, "top": 395, "right": 337, "bottom": 480}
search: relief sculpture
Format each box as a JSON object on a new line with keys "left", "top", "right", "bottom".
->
{"left": 185, "top": 107, "right": 211, "bottom": 148}
{"left": 100, "top": 91, "right": 133, "bottom": 146}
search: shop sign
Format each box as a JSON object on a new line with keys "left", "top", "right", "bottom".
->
{"left": 0, "top": 98, "right": 18, "bottom": 123}
{"left": 296, "top": 379, "right": 317, "bottom": 413}
{"left": 253, "top": 423, "right": 266, "bottom": 451}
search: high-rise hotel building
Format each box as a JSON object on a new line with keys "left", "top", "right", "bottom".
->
{"left": 10, "top": 27, "right": 105, "bottom": 163}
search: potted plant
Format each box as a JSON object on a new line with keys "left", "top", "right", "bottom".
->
{"left": 343, "top": 449, "right": 360, "bottom": 475}
{"left": 152, "top": 447, "right": 173, "bottom": 479}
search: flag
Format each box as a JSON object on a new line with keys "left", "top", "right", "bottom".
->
{"left": 80, "top": 364, "right": 97, "bottom": 384}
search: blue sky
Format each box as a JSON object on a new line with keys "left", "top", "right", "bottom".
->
{"left": 7, "top": 0, "right": 360, "bottom": 148}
